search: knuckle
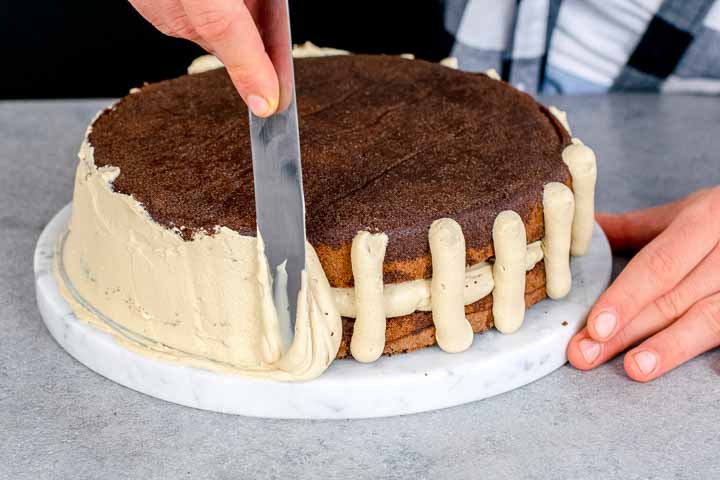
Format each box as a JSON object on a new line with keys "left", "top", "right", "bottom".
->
{"left": 154, "top": 21, "right": 173, "bottom": 36}
{"left": 655, "top": 288, "right": 685, "bottom": 321}
{"left": 192, "top": 10, "right": 233, "bottom": 41}
{"left": 644, "top": 244, "right": 680, "bottom": 285}
{"left": 613, "top": 327, "right": 633, "bottom": 352}
{"left": 163, "top": 15, "right": 196, "bottom": 39}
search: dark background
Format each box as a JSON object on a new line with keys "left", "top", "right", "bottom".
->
{"left": 1, "top": 1, "right": 454, "bottom": 99}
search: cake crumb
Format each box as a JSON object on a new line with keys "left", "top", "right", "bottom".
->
{"left": 561, "top": 321, "right": 568, "bottom": 326}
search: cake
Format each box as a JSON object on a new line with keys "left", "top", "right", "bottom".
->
{"left": 56, "top": 47, "right": 597, "bottom": 381}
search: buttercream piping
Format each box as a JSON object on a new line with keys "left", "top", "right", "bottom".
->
{"left": 491, "top": 211, "right": 528, "bottom": 334}
{"left": 332, "top": 241, "right": 544, "bottom": 319}
{"left": 542, "top": 182, "right": 575, "bottom": 299}
{"left": 441, "top": 57, "right": 459, "bottom": 69}
{"left": 429, "top": 218, "right": 474, "bottom": 353}
{"left": 562, "top": 143, "right": 597, "bottom": 256}
{"left": 485, "top": 68, "right": 501, "bottom": 80}
{"left": 348, "top": 231, "right": 389, "bottom": 363}
{"left": 548, "top": 106, "right": 572, "bottom": 136}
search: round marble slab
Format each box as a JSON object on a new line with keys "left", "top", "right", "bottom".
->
{"left": 35, "top": 204, "right": 611, "bottom": 419}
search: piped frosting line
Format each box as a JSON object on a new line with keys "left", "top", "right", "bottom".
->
{"left": 542, "top": 183, "right": 575, "bottom": 299}
{"left": 349, "top": 231, "right": 389, "bottom": 363}
{"left": 491, "top": 211, "right": 528, "bottom": 334}
{"left": 428, "top": 219, "right": 474, "bottom": 353}
{"left": 332, "top": 241, "right": 544, "bottom": 319}
{"left": 562, "top": 143, "right": 598, "bottom": 256}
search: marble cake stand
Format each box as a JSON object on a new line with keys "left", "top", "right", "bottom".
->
{"left": 35, "top": 204, "right": 611, "bottom": 419}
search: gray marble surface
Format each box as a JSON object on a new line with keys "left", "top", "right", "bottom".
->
{"left": 1, "top": 96, "right": 719, "bottom": 479}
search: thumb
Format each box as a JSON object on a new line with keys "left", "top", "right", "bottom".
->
{"left": 181, "top": 0, "right": 279, "bottom": 117}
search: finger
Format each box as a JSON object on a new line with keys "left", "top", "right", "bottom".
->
{"left": 586, "top": 189, "right": 720, "bottom": 342}
{"left": 128, "top": 0, "right": 212, "bottom": 52}
{"left": 181, "top": 0, "right": 279, "bottom": 117}
{"left": 570, "top": 242, "right": 720, "bottom": 369}
{"left": 597, "top": 188, "right": 713, "bottom": 252}
{"left": 569, "top": 309, "right": 668, "bottom": 370}
{"left": 252, "top": 4, "right": 294, "bottom": 112}
{"left": 623, "top": 291, "right": 720, "bottom": 382}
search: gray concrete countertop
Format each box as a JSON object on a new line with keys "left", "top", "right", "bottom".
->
{"left": 1, "top": 96, "right": 719, "bottom": 479}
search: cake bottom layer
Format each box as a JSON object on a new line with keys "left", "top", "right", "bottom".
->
{"left": 337, "top": 262, "right": 547, "bottom": 358}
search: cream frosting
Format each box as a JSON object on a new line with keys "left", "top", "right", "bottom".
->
{"left": 542, "top": 182, "right": 575, "bottom": 299}
{"left": 428, "top": 218, "right": 474, "bottom": 353}
{"left": 548, "top": 106, "right": 572, "bottom": 136}
{"left": 485, "top": 68, "right": 501, "bottom": 80}
{"left": 57, "top": 134, "right": 341, "bottom": 381}
{"left": 186, "top": 43, "right": 349, "bottom": 77}
{"left": 562, "top": 143, "right": 597, "bottom": 256}
{"left": 291, "top": 41, "right": 349, "bottom": 58}
{"left": 332, "top": 241, "right": 543, "bottom": 318}
{"left": 441, "top": 57, "right": 459, "bottom": 69}
{"left": 187, "top": 55, "right": 224, "bottom": 75}
{"left": 491, "top": 211, "right": 528, "bottom": 334}
{"left": 349, "top": 231, "right": 389, "bottom": 363}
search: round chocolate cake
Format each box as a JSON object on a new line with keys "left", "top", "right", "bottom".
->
{"left": 59, "top": 52, "right": 596, "bottom": 380}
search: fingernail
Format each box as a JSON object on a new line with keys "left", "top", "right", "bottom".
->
{"left": 247, "top": 95, "right": 271, "bottom": 117}
{"left": 593, "top": 311, "right": 617, "bottom": 339}
{"left": 579, "top": 338, "right": 601, "bottom": 364}
{"left": 633, "top": 350, "right": 658, "bottom": 375}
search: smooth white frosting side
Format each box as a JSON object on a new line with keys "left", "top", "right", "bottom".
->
{"left": 332, "top": 241, "right": 544, "bottom": 318}
{"left": 349, "top": 231, "right": 388, "bottom": 363}
{"left": 428, "top": 219, "right": 474, "bottom": 353}
{"left": 491, "top": 211, "right": 527, "bottom": 334}
{"left": 562, "top": 143, "right": 597, "bottom": 256}
{"left": 542, "top": 183, "right": 575, "bottom": 299}
{"left": 57, "top": 133, "right": 341, "bottom": 381}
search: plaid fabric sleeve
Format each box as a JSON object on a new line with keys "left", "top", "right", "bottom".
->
{"left": 443, "top": 0, "right": 720, "bottom": 95}
{"left": 444, "top": 0, "right": 553, "bottom": 93}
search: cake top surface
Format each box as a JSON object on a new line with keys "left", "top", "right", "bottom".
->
{"left": 89, "top": 54, "right": 570, "bottom": 268}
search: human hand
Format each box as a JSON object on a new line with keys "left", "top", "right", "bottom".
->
{"left": 129, "top": 0, "right": 293, "bottom": 117}
{"left": 567, "top": 187, "right": 720, "bottom": 381}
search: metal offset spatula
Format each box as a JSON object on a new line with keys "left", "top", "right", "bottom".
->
{"left": 249, "top": 0, "right": 305, "bottom": 353}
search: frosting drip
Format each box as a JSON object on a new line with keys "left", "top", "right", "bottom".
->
{"left": 562, "top": 143, "right": 598, "bottom": 256}
{"left": 542, "top": 183, "right": 575, "bottom": 299}
{"left": 491, "top": 211, "right": 528, "bottom": 334}
{"left": 429, "top": 218, "right": 474, "bottom": 353}
{"left": 349, "top": 231, "right": 389, "bottom": 363}
{"left": 332, "top": 241, "right": 544, "bottom": 318}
